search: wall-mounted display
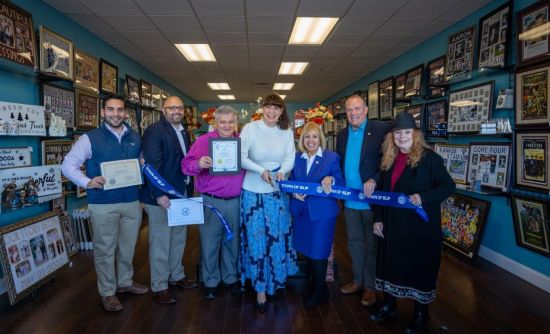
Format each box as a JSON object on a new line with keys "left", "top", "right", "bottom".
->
{"left": 428, "top": 56, "right": 446, "bottom": 97}
{"left": 75, "top": 90, "right": 99, "bottom": 130}
{"left": 511, "top": 195, "right": 550, "bottom": 257}
{"left": 125, "top": 74, "right": 140, "bottom": 103}
{"left": 0, "top": 147, "right": 32, "bottom": 170}
{"left": 515, "top": 65, "right": 550, "bottom": 127}
{"left": 151, "top": 85, "right": 162, "bottom": 109}
{"left": 467, "top": 142, "right": 511, "bottom": 191}
{"left": 515, "top": 131, "right": 550, "bottom": 192}
{"left": 478, "top": 2, "right": 511, "bottom": 68}
{"left": 59, "top": 213, "right": 77, "bottom": 257}
{"left": 435, "top": 144, "right": 470, "bottom": 184}
{"left": 41, "top": 83, "right": 75, "bottom": 129}
{"left": 41, "top": 140, "right": 74, "bottom": 182}
{"left": 379, "top": 76, "right": 394, "bottom": 120}
{"left": 74, "top": 49, "right": 99, "bottom": 93}
{"left": 405, "top": 65, "right": 423, "bottom": 97}
{"left": 394, "top": 73, "right": 407, "bottom": 100}
{"left": 140, "top": 79, "right": 152, "bottom": 107}
{"left": 441, "top": 193, "right": 490, "bottom": 259}
{"left": 405, "top": 104, "right": 423, "bottom": 129}
{"left": 367, "top": 81, "right": 379, "bottom": 119}
{"left": 99, "top": 59, "right": 118, "bottom": 95}
{"left": 517, "top": 1, "right": 550, "bottom": 67}
{"left": 0, "top": 1, "right": 36, "bottom": 68}
{"left": 448, "top": 81, "right": 494, "bottom": 133}
{"left": 332, "top": 101, "right": 341, "bottom": 115}
{"left": 140, "top": 109, "right": 153, "bottom": 135}
{"left": 126, "top": 106, "right": 138, "bottom": 132}
{"left": 446, "top": 26, "right": 476, "bottom": 81}
{"left": 0, "top": 101, "right": 46, "bottom": 136}
{"left": 152, "top": 110, "right": 160, "bottom": 123}
{"left": 426, "top": 100, "right": 447, "bottom": 133}
{"left": 39, "top": 26, "right": 73, "bottom": 81}
{"left": 0, "top": 210, "right": 69, "bottom": 304}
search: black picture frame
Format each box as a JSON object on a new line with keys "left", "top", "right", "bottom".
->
{"left": 125, "top": 74, "right": 140, "bottom": 103}
{"left": 394, "top": 73, "right": 407, "bottom": 100}
{"left": 511, "top": 195, "right": 550, "bottom": 257}
{"left": 208, "top": 137, "right": 241, "bottom": 175}
{"left": 467, "top": 142, "right": 511, "bottom": 191}
{"left": 515, "top": 64, "right": 550, "bottom": 127}
{"left": 379, "top": 76, "right": 394, "bottom": 120}
{"left": 426, "top": 100, "right": 448, "bottom": 135}
{"left": 41, "top": 83, "right": 75, "bottom": 129}
{"left": 517, "top": 1, "right": 550, "bottom": 68}
{"left": 477, "top": 2, "right": 511, "bottom": 69}
{"left": 405, "top": 64, "right": 423, "bottom": 97}
{"left": 405, "top": 104, "right": 424, "bottom": 130}
{"left": 427, "top": 55, "right": 447, "bottom": 98}
{"left": 0, "top": 1, "right": 37, "bottom": 69}
{"left": 367, "top": 81, "right": 379, "bottom": 119}
{"left": 514, "top": 131, "right": 550, "bottom": 192}
{"left": 99, "top": 58, "right": 118, "bottom": 95}
{"left": 446, "top": 25, "right": 476, "bottom": 81}
{"left": 140, "top": 79, "right": 152, "bottom": 107}
{"left": 447, "top": 81, "right": 494, "bottom": 134}
{"left": 39, "top": 26, "right": 73, "bottom": 81}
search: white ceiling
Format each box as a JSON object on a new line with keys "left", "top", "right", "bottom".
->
{"left": 43, "top": 0, "right": 492, "bottom": 102}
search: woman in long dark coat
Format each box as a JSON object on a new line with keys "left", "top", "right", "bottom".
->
{"left": 369, "top": 113, "right": 455, "bottom": 334}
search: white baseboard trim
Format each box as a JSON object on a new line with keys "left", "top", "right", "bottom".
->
{"left": 0, "top": 278, "right": 6, "bottom": 295}
{"left": 478, "top": 245, "right": 550, "bottom": 294}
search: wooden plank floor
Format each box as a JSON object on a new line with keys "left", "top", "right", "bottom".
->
{"left": 1, "top": 214, "right": 549, "bottom": 334}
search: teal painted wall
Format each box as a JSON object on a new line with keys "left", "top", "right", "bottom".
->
{"left": 324, "top": 0, "right": 550, "bottom": 277}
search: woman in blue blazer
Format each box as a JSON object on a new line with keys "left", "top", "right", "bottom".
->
{"left": 289, "top": 122, "right": 344, "bottom": 308}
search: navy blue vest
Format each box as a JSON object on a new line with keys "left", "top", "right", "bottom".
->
{"left": 85, "top": 122, "right": 141, "bottom": 204}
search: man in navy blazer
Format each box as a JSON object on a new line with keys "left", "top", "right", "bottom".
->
{"left": 141, "top": 96, "right": 198, "bottom": 304}
{"left": 336, "top": 95, "right": 391, "bottom": 307}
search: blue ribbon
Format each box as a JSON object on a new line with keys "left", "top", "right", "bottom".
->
{"left": 142, "top": 163, "right": 234, "bottom": 241}
{"left": 278, "top": 180, "right": 429, "bottom": 222}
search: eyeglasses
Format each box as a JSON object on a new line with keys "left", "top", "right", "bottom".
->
{"left": 164, "top": 105, "right": 185, "bottom": 111}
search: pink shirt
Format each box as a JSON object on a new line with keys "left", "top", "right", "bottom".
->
{"left": 181, "top": 130, "right": 244, "bottom": 197}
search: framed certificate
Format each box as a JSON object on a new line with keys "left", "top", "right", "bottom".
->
{"left": 100, "top": 159, "right": 143, "bottom": 190}
{"left": 168, "top": 198, "right": 204, "bottom": 226}
{"left": 209, "top": 138, "right": 241, "bottom": 175}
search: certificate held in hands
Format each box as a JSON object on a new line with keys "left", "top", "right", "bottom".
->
{"left": 168, "top": 198, "right": 204, "bottom": 226}
{"left": 100, "top": 159, "right": 143, "bottom": 190}
{"left": 209, "top": 138, "right": 241, "bottom": 175}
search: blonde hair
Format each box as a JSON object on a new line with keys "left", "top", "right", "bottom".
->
{"left": 380, "top": 129, "right": 431, "bottom": 171}
{"left": 297, "top": 122, "right": 326, "bottom": 153}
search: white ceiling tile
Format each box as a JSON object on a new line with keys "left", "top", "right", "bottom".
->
{"left": 120, "top": 31, "right": 168, "bottom": 44}
{"left": 90, "top": 29, "right": 128, "bottom": 44}
{"left": 134, "top": 0, "right": 195, "bottom": 15}
{"left": 199, "top": 16, "right": 246, "bottom": 33}
{"left": 249, "top": 45, "right": 284, "bottom": 55}
{"left": 248, "top": 32, "right": 288, "bottom": 45}
{"left": 346, "top": 0, "right": 408, "bottom": 18}
{"left": 164, "top": 31, "right": 207, "bottom": 43}
{"left": 149, "top": 16, "right": 202, "bottom": 31}
{"left": 82, "top": 0, "right": 142, "bottom": 16}
{"left": 283, "top": 46, "right": 322, "bottom": 58}
{"left": 376, "top": 18, "right": 430, "bottom": 34}
{"left": 325, "top": 33, "right": 368, "bottom": 47}
{"left": 104, "top": 16, "right": 157, "bottom": 31}
{"left": 395, "top": 0, "right": 461, "bottom": 19}
{"left": 43, "top": 0, "right": 91, "bottom": 14}
{"left": 208, "top": 32, "right": 247, "bottom": 45}
{"left": 220, "top": 62, "right": 250, "bottom": 71}
{"left": 296, "top": 0, "right": 354, "bottom": 17}
{"left": 190, "top": 0, "right": 244, "bottom": 16}
{"left": 245, "top": 0, "right": 299, "bottom": 16}
{"left": 418, "top": 19, "right": 459, "bottom": 34}
{"left": 335, "top": 18, "right": 386, "bottom": 34}
{"left": 247, "top": 16, "right": 294, "bottom": 33}
{"left": 440, "top": 0, "right": 493, "bottom": 20}
{"left": 67, "top": 14, "right": 111, "bottom": 30}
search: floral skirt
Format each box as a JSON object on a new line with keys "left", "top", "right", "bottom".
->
{"left": 239, "top": 189, "right": 298, "bottom": 295}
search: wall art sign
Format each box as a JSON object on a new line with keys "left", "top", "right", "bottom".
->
{"left": 126, "top": 106, "right": 138, "bottom": 133}
{"left": 0, "top": 147, "right": 32, "bottom": 170}
{"left": 75, "top": 90, "right": 98, "bottom": 130}
{"left": 515, "top": 65, "right": 550, "bottom": 127}
{"left": 41, "top": 140, "right": 74, "bottom": 182}
{"left": 140, "top": 79, "right": 152, "bottom": 107}
{"left": 41, "top": 83, "right": 75, "bottom": 129}
{"left": 0, "top": 101, "right": 46, "bottom": 136}
{"left": 394, "top": 73, "right": 407, "bottom": 100}
{"left": 434, "top": 144, "right": 470, "bottom": 184}
{"left": 74, "top": 49, "right": 99, "bottom": 93}
{"left": 427, "top": 55, "right": 446, "bottom": 97}
{"left": 426, "top": 100, "right": 447, "bottom": 133}
{"left": 0, "top": 1, "right": 36, "bottom": 68}
{"left": 467, "top": 142, "right": 511, "bottom": 191}
{"left": 367, "top": 81, "right": 379, "bottom": 119}
{"left": 515, "top": 131, "right": 550, "bottom": 192}
{"left": 446, "top": 26, "right": 476, "bottom": 81}
{"left": 405, "top": 104, "right": 424, "bottom": 129}
{"left": 39, "top": 26, "right": 73, "bottom": 81}
{"left": 151, "top": 85, "right": 162, "bottom": 109}
{"left": 125, "top": 74, "right": 140, "bottom": 103}
{"left": 140, "top": 108, "right": 153, "bottom": 134}
{"left": 99, "top": 58, "right": 118, "bottom": 95}
{"left": 511, "top": 195, "right": 550, "bottom": 257}
{"left": 478, "top": 2, "right": 511, "bottom": 68}
{"left": 379, "top": 76, "right": 394, "bottom": 120}
{"left": 517, "top": 1, "right": 550, "bottom": 67}
{"left": 447, "top": 81, "right": 494, "bottom": 133}
{"left": 405, "top": 65, "right": 423, "bottom": 97}
{"left": 0, "top": 210, "right": 69, "bottom": 304}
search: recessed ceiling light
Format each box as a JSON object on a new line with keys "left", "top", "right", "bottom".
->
{"left": 279, "top": 62, "right": 309, "bottom": 75}
{"left": 279, "top": 95, "right": 287, "bottom": 99}
{"left": 174, "top": 44, "right": 216, "bottom": 62}
{"left": 289, "top": 17, "right": 339, "bottom": 45}
{"left": 218, "top": 95, "right": 235, "bottom": 100}
{"left": 273, "top": 83, "right": 294, "bottom": 90}
{"left": 208, "top": 83, "right": 230, "bottom": 90}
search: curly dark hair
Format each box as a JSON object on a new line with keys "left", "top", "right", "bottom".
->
{"left": 262, "top": 93, "right": 290, "bottom": 130}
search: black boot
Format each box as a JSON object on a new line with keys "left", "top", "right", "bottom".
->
{"left": 303, "top": 258, "right": 329, "bottom": 308}
{"left": 369, "top": 292, "right": 397, "bottom": 322}
{"left": 404, "top": 301, "right": 430, "bottom": 334}
{"left": 301, "top": 257, "right": 314, "bottom": 298}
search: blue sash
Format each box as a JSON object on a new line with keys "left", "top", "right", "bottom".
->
{"left": 278, "top": 180, "right": 429, "bottom": 222}
{"left": 142, "top": 164, "right": 234, "bottom": 241}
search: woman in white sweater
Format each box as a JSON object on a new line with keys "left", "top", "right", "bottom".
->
{"left": 239, "top": 93, "right": 297, "bottom": 313}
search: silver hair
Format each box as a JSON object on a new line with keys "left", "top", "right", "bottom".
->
{"left": 215, "top": 105, "right": 238, "bottom": 120}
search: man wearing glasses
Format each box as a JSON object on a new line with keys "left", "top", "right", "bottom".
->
{"left": 62, "top": 96, "right": 148, "bottom": 312}
{"left": 141, "top": 96, "right": 198, "bottom": 305}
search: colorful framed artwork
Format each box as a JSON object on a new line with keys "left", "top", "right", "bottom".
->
{"left": 41, "top": 140, "right": 74, "bottom": 182}
{"left": 467, "top": 142, "right": 511, "bottom": 191}
{"left": 140, "top": 79, "right": 152, "bottom": 107}
{"left": 99, "top": 59, "right": 118, "bottom": 95}
{"left": 515, "top": 131, "right": 550, "bottom": 192}
{"left": 39, "top": 26, "right": 73, "bottom": 81}
{"left": 434, "top": 144, "right": 470, "bottom": 184}
{"left": 445, "top": 26, "right": 476, "bottom": 81}
{"left": 75, "top": 90, "right": 99, "bottom": 130}
{"left": 394, "top": 73, "right": 407, "bottom": 100}
{"left": 441, "top": 193, "right": 490, "bottom": 259}
{"left": 405, "top": 104, "right": 424, "bottom": 129}
{"left": 0, "top": 210, "right": 69, "bottom": 304}
{"left": 405, "top": 65, "right": 423, "bottom": 97}
{"left": 517, "top": 1, "right": 550, "bottom": 67}
{"left": 125, "top": 74, "right": 140, "bottom": 104}
{"left": 41, "top": 83, "right": 75, "bottom": 129}
{"left": 515, "top": 64, "right": 550, "bottom": 127}
{"left": 511, "top": 195, "right": 550, "bottom": 257}
{"left": 478, "top": 2, "right": 511, "bottom": 68}
{"left": 428, "top": 56, "right": 446, "bottom": 97}
{"left": 426, "top": 100, "right": 447, "bottom": 132}
{"left": 0, "top": 1, "right": 37, "bottom": 68}
{"left": 379, "top": 76, "right": 394, "bottom": 120}
{"left": 447, "top": 81, "right": 494, "bottom": 133}
{"left": 74, "top": 49, "right": 99, "bottom": 93}
{"left": 367, "top": 81, "right": 379, "bottom": 119}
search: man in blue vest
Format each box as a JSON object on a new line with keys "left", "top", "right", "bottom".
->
{"left": 62, "top": 96, "right": 148, "bottom": 312}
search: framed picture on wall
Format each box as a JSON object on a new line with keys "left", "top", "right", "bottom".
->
{"left": 140, "top": 108, "right": 153, "bottom": 135}
{"left": 393, "top": 104, "right": 409, "bottom": 119}
{"left": 367, "top": 81, "right": 379, "bottom": 119}
{"left": 517, "top": 1, "right": 550, "bottom": 68}
{"left": 515, "top": 131, "right": 550, "bottom": 192}
{"left": 511, "top": 195, "right": 550, "bottom": 257}
{"left": 151, "top": 85, "right": 162, "bottom": 109}
{"left": 441, "top": 193, "right": 490, "bottom": 259}
{"left": 39, "top": 26, "right": 73, "bottom": 81}
{"left": 0, "top": 1, "right": 37, "bottom": 69}
{"left": 41, "top": 83, "right": 75, "bottom": 129}
{"left": 478, "top": 2, "right": 511, "bottom": 68}
{"left": 126, "top": 106, "right": 139, "bottom": 133}
{"left": 467, "top": 142, "right": 511, "bottom": 191}
{"left": 405, "top": 104, "right": 424, "bottom": 129}
{"left": 59, "top": 213, "right": 77, "bottom": 257}
{"left": 379, "top": 76, "right": 394, "bottom": 120}
{"left": 447, "top": 81, "right": 494, "bottom": 133}
{"left": 426, "top": 100, "right": 447, "bottom": 133}
{"left": 445, "top": 26, "right": 476, "bottom": 81}
{"left": 515, "top": 64, "right": 550, "bottom": 127}
{"left": 75, "top": 90, "right": 99, "bottom": 130}
{"left": 125, "top": 75, "right": 140, "bottom": 103}
{"left": 99, "top": 59, "right": 118, "bottom": 95}
{"left": 140, "top": 80, "right": 152, "bottom": 107}
{"left": 394, "top": 73, "right": 407, "bottom": 100}
{"left": 434, "top": 144, "right": 470, "bottom": 184}
{"left": 41, "top": 140, "right": 74, "bottom": 182}
{"left": 74, "top": 49, "right": 99, "bottom": 93}
{"left": 332, "top": 101, "right": 341, "bottom": 115}
{"left": 427, "top": 56, "right": 446, "bottom": 97}
{"left": 405, "top": 65, "right": 423, "bottom": 97}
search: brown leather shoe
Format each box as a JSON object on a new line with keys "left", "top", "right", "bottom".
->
{"left": 361, "top": 289, "right": 377, "bottom": 307}
{"left": 117, "top": 282, "right": 149, "bottom": 295}
{"left": 340, "top": 282, "right": 362, "bottom": 294}
{"left": 154, "top": 289, "right": 176, "bottom": 304}
{"left": 169, "top": 277, "right": 198, "bottom": 289}
{"left": 101, "top": 295, "right": 123, "bottom": 312}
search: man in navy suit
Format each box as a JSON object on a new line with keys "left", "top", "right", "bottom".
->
{"left": 141, "top": 96, "right": 198, "bottom": 304}
{"left": 336, "top": 95, "right": 391, "bottom": 307}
